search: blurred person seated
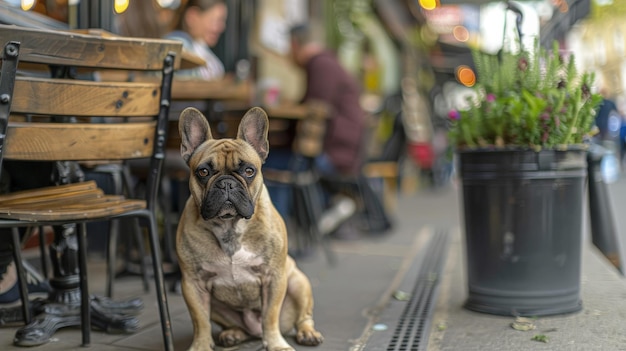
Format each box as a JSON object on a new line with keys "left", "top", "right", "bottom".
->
{"left": 165, "top": 0, "right": 227, "bottom": 80}
{"left": 264, "top": 23, "right": 368, "bottom": 241}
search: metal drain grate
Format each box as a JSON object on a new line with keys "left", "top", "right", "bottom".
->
{"left": 386, "top": 230, "right": 449, "bottom": 351}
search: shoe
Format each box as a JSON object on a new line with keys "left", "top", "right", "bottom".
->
{"left": 0, "top": 261, "right": 51, "bottom": 305}
{"left": 318, "top": 195, "right": 356, "bottom": 236}
{"left": 329, "top": 220, "right": 362, "bottom": 241}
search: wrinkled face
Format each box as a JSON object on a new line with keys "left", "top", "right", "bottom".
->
{"left": 179, "top": 106, "right": 269, "bottom": 222}
{"left": 188, "top": 139, "right": 262, "bottom": 221}
{"left": 187, "top": 3, "right": 228, "bottom": 47}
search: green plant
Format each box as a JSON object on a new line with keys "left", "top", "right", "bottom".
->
{"left": 448, "top": 41, "right": 603, "bottom": 150}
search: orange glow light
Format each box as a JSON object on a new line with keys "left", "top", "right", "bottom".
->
{"left": 456, "top": 66, "right": 476, "bottom": 87}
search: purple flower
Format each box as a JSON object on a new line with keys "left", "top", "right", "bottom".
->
{"left": 486, "top": 94, "right": 496, "bottom": 103}
{"left": 448, "top": 110, "right": 460, "bottom": 120}
{"left": 518, "top": 57, "right": 528, "bottom": 71}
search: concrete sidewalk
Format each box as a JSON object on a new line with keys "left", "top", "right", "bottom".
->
{"left": 1, "top": 177, "right": 626, "bottom": 351}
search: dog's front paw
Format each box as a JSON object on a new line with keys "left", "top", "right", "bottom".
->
{"left": 264, "top": 340, "right": 295, "bottom": 351}
{"left": 187, "top": 337, "right": 215, "bottom": 351}
{"left": 296, "top": 327, "right": 324, "bottom": 346}
{"left": 218, "top": 327, "right": 249, "bottom": 347}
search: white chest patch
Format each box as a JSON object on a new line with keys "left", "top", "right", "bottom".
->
{"left": 201, "top": 246, "right": 265, "bottom": 285}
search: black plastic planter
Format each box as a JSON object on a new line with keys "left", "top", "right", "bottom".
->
{"left": 458, "top": 148, "right": 587, "bottom": 316}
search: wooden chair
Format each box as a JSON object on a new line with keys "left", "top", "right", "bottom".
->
{"left": 0, "top": 25, "right": 182, "bottom": 350}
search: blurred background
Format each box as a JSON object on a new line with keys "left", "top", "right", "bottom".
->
{"left": 0, "top": 0, "right": 623, "bottom": 188}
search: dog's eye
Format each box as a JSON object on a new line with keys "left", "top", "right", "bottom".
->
{"left": 197, "top": 168, "right": 210, "bottom": 178}
{"left": 244, "top": 167, "right": 255, "bottom": 178}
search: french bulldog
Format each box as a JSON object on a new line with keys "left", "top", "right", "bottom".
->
{"left": 176, "top": 106, "right": 324, "bottom": 351}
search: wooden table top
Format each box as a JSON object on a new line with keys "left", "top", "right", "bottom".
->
{"left": 266, "top": 102, "right": 330, "bottom": 120}
{"left": 170, "top": 78, "right": 251, "bottom": 101}
{"left": 169, "top": 76, "right": 330, "bottom": 121}
{"left": 265, "top": 104, "right": 311, "bottom": 119}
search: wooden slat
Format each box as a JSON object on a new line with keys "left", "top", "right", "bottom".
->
{"left": 4, "top": 122, "right": 156, "bottom": 161}
{"left": 0, "top": 25, "right": 182, "bottom": 70}
{"left": 1, "top": 196, "right": 136, "bottom": 211}
{"left": 0, "top": 179, "right": 146, "bottom": 221}
{"left": 180, "top": 49, "right": 206, "bottom": 69}
{"left": 0, "top": 181, "right": 99, "bottom": 203}
{"left": 0, "top": 188, "right": 105, "bottom": 206}
{"left": 12, "top": 76, "right": 161, "bottom": 116}
{"left": 0, "top": 198, "right": 146, "bottom": 221}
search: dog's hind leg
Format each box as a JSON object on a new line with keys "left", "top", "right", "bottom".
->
{"left": 284, "top": 263, "right": 324, "bottom": 346}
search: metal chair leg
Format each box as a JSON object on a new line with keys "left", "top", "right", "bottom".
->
{"left": 106, "top": 220, "right": 118, "bottom": 298}
{"left": 37, "top": 226, "right": 49, "bottom": 279}
{"left": 77, "top": 223, "right": 91, "bottom": 347}
{"left": 122, "top": 164, "right": 151, "bottom": 292}
{"left": 303, "top": 183, "right": 336, "bottom": 266}
{"left": 133, "top": 218, "right": 151, "bottom": 293}
{"left": 145, "top": 213, "right": 174, "bottom": 351}
{"left": 159, "top": 176, "right": 177, "bottom": 265}
{"left": 104, "top": 163, "right": 150, "bottom": 296}
{"left": 11, "top": 228, "right": 31, "bottom": 324}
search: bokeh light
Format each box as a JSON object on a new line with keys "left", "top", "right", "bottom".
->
{"left": 456, "top": 65, "right": 476, "bottom": 87}
{"left": 21, "top": 0, "right": 35, "bottom": 11}
{"left": 419, "top": 0, "right": 439, "bottom": 11}
{"left": 114, "top": 0, "right": 129, "bottom": 14}
{"left": 452, "top": 26, "right": 470, "bottom": 42}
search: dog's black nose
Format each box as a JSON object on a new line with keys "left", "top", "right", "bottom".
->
{"left": 215, "top": 177, "right": 238, "bottom": 190}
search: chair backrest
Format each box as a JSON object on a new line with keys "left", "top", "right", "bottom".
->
{"left": 0, "top": 25, "right": 182, "bottom": 209}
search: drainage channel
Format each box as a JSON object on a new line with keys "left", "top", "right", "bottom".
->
{"left": 363, "top": 229, "right": 450, "bottom": 351}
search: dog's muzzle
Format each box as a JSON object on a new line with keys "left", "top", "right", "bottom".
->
{"left": 202, "top": 175, "right": 254, "bottom": 220}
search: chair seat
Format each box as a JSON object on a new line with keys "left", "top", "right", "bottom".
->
{"left": 0, "top": 180, "right": 146, "bottom": 222}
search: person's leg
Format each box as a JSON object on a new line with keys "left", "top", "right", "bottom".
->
{"left": 0, "top": 248, "right": 17, "bottom": 300}
{"left": 314, "top": 154, "right": 358, "bottom": 238}
{"left": 0, "top": 235, "right": 51, "bottom": 304}
{"left": 263, "top": 148, "right": 296, "bottom": 221}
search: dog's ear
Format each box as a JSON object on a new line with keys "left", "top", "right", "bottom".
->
{"left": 237, "top": 107, "right": 269, "bottom": 162}
{"left": 179, "top": 107, "right": 213, "bottom": 164}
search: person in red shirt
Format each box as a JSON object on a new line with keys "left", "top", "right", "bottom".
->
{"left": 263, "top": 23, "right": 368, "bottom": 241}
{"left": 289, "top": 23, "right": 367, "bottom": 176}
